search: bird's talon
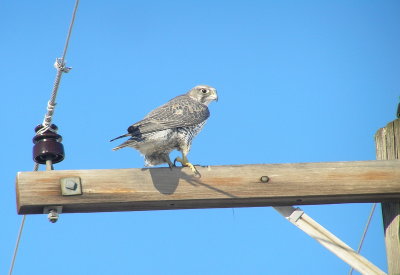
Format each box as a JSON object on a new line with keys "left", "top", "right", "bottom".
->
{"left": 186, "top": 162, "right": 201, "bottom": 176}
{"left": 186, "top": 162, "right": 196, "bottom": 172}
{"left": 174, "top": 157, "right": 200, "bottom": 176}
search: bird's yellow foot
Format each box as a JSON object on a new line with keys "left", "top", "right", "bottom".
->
{"left": 174, "top": 157, "right": 200, "bottom": 176}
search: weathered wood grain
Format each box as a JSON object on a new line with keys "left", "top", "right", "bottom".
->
{"left": 16, "top": 160, "right": 400, "bottom": 214}
{"left": 375, "top": 118, "right": 400, "bottom": 275}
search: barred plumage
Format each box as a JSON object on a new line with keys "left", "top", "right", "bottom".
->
{"left": 110, "top": 85, "right": 218, "bottom": 173}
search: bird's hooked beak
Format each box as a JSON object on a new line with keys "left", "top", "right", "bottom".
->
{"left": 211, "top": 88, "right": 218, "bottom": 102}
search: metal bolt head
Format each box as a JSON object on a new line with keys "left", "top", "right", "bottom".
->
{"left": 60, "top": 177, "right": 82, "bottom": 196}
{"left": 65, "top": 179, "right": 77, "bottom": 190}
{"left": 260, "top": 176, "right": 269, "bottom": 183}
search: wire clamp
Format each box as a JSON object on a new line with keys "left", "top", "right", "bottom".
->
{"left": 54, "top": 58, "right": 72, "bottom": 73}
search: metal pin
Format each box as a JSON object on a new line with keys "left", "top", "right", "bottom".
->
{"left": 260, "top": 176, "right": 269, "bottom": 183}
{"left": 46, "top": 159, "right": 53, "bottom": 171}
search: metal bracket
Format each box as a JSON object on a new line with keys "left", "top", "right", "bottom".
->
{"left": 273, "top": 206, "right": 304, "bottom": 222}
{"left": 287, "top": 207, "right": 304, "bottom": 222}
{"left": 60, "top": 177, "right": 82, "bottom": 196}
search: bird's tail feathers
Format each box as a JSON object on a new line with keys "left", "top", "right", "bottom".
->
{"left": 112, "top": 144, "right": 127, "bottom": 151}
{"left": 110, "top": 133, "right": 130, "bottom": 142}
{"left": 112, "top": 139, "right": 137, "bottom": 151}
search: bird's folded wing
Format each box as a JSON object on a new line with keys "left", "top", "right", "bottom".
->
{"left": 129, "top": 96, "right": 210, "bottom": 135}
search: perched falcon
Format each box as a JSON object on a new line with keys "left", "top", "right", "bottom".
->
{"left": 110, "top": 85, "right": 218, "bottom": 174}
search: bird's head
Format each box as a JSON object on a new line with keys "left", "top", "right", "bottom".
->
{"left": 187, "top": 85, "right": 218, "bottom": 105}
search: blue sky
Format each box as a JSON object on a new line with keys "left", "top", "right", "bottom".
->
{"left": 1, "top": 0, "right": 399, "bottom": 274}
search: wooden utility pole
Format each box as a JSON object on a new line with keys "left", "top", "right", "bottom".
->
{"left": 16, "top": 160, "right": 400, "bottom": 214}
{"left": 375, "top": 119, "right": 400, "bottom": 274}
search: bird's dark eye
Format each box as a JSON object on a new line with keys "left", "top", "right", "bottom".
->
{"left": 201, "top": 88, "right": 207, "bottom": 93}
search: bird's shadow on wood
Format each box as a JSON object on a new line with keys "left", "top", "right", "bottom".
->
{"left": 143, "top": 166, "right": 236, "bottom": 198}
{"left": 143, "top": 167, "right": 181, "bottom": 194}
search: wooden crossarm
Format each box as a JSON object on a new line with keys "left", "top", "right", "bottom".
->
{"left": 16, "top": 160, "right": 400, "bottom": 214}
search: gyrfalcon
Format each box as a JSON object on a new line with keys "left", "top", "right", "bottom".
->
{"left": 110, "top": 85, "right": 218, "bottom": 174}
